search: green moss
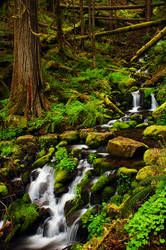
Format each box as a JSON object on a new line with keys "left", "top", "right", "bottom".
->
{"left": 143, "top": 125, "right": 166, "bottom": 139}
{"left": 101, "top": 186, "right": 115, "bottom": 202}
{"left": 54, "top": 169, "right": 71, "bottom": 183}
{"left": 128, "top": 120, "right": 137, "bottom": 128}
{"left": 32, "top": 147, "right": 54, "bottom": 168}
{"left": 85, "top": 132, "right": 113, "bottom": 149}
{"left": 110, "top": 195, "right": 122, "bottom": 206}
{"left": 59, "top": 131, "right": 79, "bottom": 143}
{"left": 37, "top": 149, "right": 46, "bottom": 159}
{"left": 93, "top": 158, "right": 115, "bottom": 175}
{"left": 117, "top": 167, "right": 137, "bottom": 176}
{"left": 0, "top": 182, "right": 8, "bottom": 196}
{"left": 136, "top": 166, "right": 155, "bottom": 181}
{"left": 39, "top": 134, "right": 58, "bottom": 147}
{"left": 113, "top": 121, "right": 130, "bottom": 130}
{"left": 144, "top": 148, "right": 166, "bottom": 165}
{"left": 91, "top": 176, "right": 109, "bottom": 193}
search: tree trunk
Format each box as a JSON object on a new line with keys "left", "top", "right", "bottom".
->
{"left": 92, "top": 0, "right": 96, "bottom": 68}
{"left": 80, "top": 0, "right": 85, "bottom": 48}
{"left": 8, "top": 0, "right": 48, "bottom": 117}
{"left": 109, "top": 0, "right": 113, "bottom": 29}
{"left": 55, "top": 0, "right": 64, "bottom": 54}
{"left": 131, "top": 26, "right": 166, "bottom": 62}
{"left": 145, "top": 0, "right": 152, "bottom": 33}
{"left": 74, "top": 19, "right": 166, "bottom": 40}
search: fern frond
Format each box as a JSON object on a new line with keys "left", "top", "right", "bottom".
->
{"left": 139, "top": 175, "right": 166, "bottom": 187}
{"left": 121, "top": 186, "right": 154, "bottom": 217}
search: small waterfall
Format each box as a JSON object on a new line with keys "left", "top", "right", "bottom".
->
{"left": 129, "top": 90, "right": 141, "bottom": 112}
{"left": 149, "top": 93, "right": 158, "bottom": 111}
{"left": 18, "top": 159, "right": 92, "bottom": 250}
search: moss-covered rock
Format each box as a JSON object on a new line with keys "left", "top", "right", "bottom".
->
{"left": 144, "top": 148, "right": 166, "bottom": 165}
{"left": 143, "top": 125, "right": 166, "bottom": 139}
{"left": 59, "top": 131, "right": 79, "bottom": 143}
{"left": 136, "top": 166, "right": 156, "bottom": 181}
{"left": 85, "top": 132, "right": 114, "bottom": 149}
{"left": 101, "top": 186, "right": 115, "bottom": 202}
{"left": 110, "top": 195, "right": 122, "bottom": 206}
{"left": 4, "top": 194, "right": 46, "bottom": 242}
{"left": 16, "top": 135, "right": 36, "bottom": 145}
{"left": 117, "top": 167, "right": 137, "bottom": 176}
{"left": 107, "top": 136, "right": 148, "bottom": 159}
{"left": 93, "top": 158, "right": 115, "bottom": 175}
{"left": 136, "top": 123, "right": 148, "bottom": 129}
{"left": 32, "top": 147, "right": 54, "bottom": 168}
{"left": 54, "top": 169, "right": 72, "bottom": 183}
{"left": 152, "top": 101, "right": 166, "bottom": 121}
{"left": 113, "top": 121, "right": 130, "bottom": 130}
{"left": 127, "top": 120, "right": 137, "bottom": 128}
{"left": 91, "top": 176, "right": 110, "bottom": 193}
{"left": 130, "top": 114, "right": 143, "bottom": 123}
{"left": 80, "top": 128, "right": 95, "bottom": 140}
{"left": 39, "top": 134, "right": 58, "bottom": 147}
{"left": 0, "top": 182, "right": 8, "bottom": 196}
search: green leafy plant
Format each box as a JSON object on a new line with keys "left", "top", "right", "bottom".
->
{"left": 117, "top": 173, "right": 132, "bottom": 195}
{"left": 55, "top": 146, "right": 77, "bottom": 172}
{"left": 125, "top": 177, "right": 166, "bottom": 249}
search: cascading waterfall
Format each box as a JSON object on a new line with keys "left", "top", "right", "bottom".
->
{"left": 129, "top": 90, "right": 141, "bottom": 112}
{"left": 14, "top": 159, "right": 92, "bottom": 250}
{"left": 149, "top": 93, "right": 158, "bottom": 111}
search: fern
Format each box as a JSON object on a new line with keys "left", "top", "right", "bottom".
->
{"left": 121, "top": 186, "right": 154, "bottom": 217}
{"left": 139, "top": 175, "right": 166, "bottom": 187}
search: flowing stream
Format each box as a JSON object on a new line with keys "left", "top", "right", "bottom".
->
{"left": 8, "top": 90, "right": 159, "bottom": 250}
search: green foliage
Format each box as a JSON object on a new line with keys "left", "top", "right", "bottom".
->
{"left": 0, "top": 141, "right": 19, "bottom": 157}
{"left": 117, "top": 173, "right": 131, "bottom": 195}
{"left": 88, "top": 153, "right": 96, "bottom": 164}
{"left": 55, "top": 146, "right": 77, "bottom": 172}
{"left": 0, "top": 126, "right": 23, "bottom": 140}
{"left": 125, "top": 178, "right": 166, "bottom": 249}
{"left": 82, "top": 209, "right": 109, "bottom": 239}
{"left": 143, "top": 88, "right": 155, "bottom": 98}
{"left": 156, "top": 108, "right": 166, "bottom": 125}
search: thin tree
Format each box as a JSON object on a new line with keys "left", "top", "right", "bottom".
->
{"left": 8, "top": 0, "right": 48, "bottom": 117}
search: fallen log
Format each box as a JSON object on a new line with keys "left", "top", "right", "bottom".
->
{"left": 74, "top": 19, "right": 166, "bottom": 40}
{"left": 144, "top": 67, "right": 166, "bottom": 86}
{"left": 60, "top": 3, "right": 165, "bottom": 11}
{"left": 131, "top": 26, "right": 166, "bottom": 62}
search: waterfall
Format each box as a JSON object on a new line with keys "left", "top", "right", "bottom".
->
{"left": 129, "top": 90, "right": 141, "bottom": 112}
{"left": 149, "top": 93, "right": 158, "bottom": 111}
{"left": 13, "top": 160, "right": 92, "bottom": 250}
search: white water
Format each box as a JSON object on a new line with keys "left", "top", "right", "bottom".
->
{"left": 149, "top": 93, "right": 158, "bottom": 111}
{"left": 129, "top": 90, "right": 141, "bottom": 113}
{"left": 19, "top": 160, "right": 92, "bottom": 250}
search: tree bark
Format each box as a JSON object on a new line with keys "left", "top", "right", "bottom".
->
{"left": 80, "top": 0, "right": 85, "bottom": 48}
{"left": 8, "top": 0, "right": 48, "bottom": 117}
{"left": 55, "top": 0, "right": 64, "bottom": 54}
{"left": 131, "top": 26, "right": 166, "bottom": 62}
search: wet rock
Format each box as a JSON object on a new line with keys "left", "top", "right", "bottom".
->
{"left": 143, "top": 125, "right": 166, "bottom": 139}
{"left": 144, "top": 148, "right": 166, "bottom": 165}
{"left": 59, "top": 131, "right": 79, "bottom": 143}
{"left": 86, "top": 132, "right": 114, "bottom": 149}
{"left": 32, "top": 147, "right": 54, "bottom": 168}
{"left": 16, "top": 135, "right": 37, "bottom": 145}
{"left": 93, "top": 158, "right": 115, "bottom": 175}
{"left": 79, "top": 128, "right": 95, "bottom": 140}
{"left": 136, "top": 123, "right": 148, "bottom": 129}
{"left": 113, "top": 121, "right": 130, "bottom": 130}
{"left": 101, "top": 186, "right": 115, "bottom": 202}
{"left": 106, "top": 136, "right": 148, "bottom": 159}
{"left": 39, "top": 134, "right": 58, "bottom": 147}
{"left": 117, "top": 167, "right": 137, "bottom": 176}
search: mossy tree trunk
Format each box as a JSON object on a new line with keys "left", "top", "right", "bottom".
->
{"left": 8, "top": 0, "right": 48, "bottom": 117}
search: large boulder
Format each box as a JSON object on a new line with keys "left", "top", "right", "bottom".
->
{"left": 92, "top": 158, "right": 116, "bottom": 175}
{"left": 85, "top": 131, "right": 114, "bottom": 148}
{"left": 32, "top": 147, "right": 54, "bottom": 168}
{"left": 106, "top": 136, "right": 148, "bottom": 159}
{"left": 144, "top": 148, "right": 166, "bottom": 165}
{"left": 136, "top": 166, "right": 156, "bottom": 181}
{"left": 143, "top": 125, "right": 166, "bottom": 139}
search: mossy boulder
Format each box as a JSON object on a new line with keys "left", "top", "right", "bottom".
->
{"left": 54, "top": 169, "right": 72, "bottom": 183}
{"left": 144, "top": 148, "right": 166, "bottom": 165}
{"left": 127, "top": 120, "right": 137, "bottom": 128}
{"left": 80, "top": 128, "right": 95, "bottom": 140}
{"left": 113, "top": 121, "right": 130, "bottom": 130}
{"left": 39, "top": 134, "right": 58, "bottom": 147}
{"left": 16, "top": 135, "right": 37, "bottom": 145}
{"left": 32, "top": 147, "right": 54, "bottom": 168}
{"left": 130, "top": 114, "right": 143, "bottom": 123}
{"left": 110, "top": 195, "right": 122, "bottom": 206}
{"left": 143, "top": 125, "right": 166, "bottom": 139}
{"left": 4, "top": 194, "right": 46, "bottom": 242}
{"left": 0, "top": 182, "right": 8, "bottom": 196}
{"left": 117, "top": 167, "right": 137, "bottom": 176}
{"left": 85, "top": 132, "right": 114, "bottom": 149}
{"left": 59, "top": 131, "right": 79, "bottom": 143}
{"left": 152, "top": 101, "right": 166, "bottom": 121}
{"left": 106, "top": 136, "right": 148, "bottom": 159}
{"left": 92, "top": 158, "right": 115, "bottom": 175}
{"left": 136, "top": 166, "right": 156, "bottom": 181}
